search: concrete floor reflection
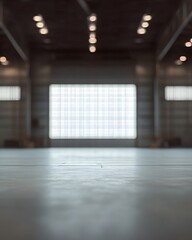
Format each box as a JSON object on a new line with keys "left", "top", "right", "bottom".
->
{"left": 0, "top": 148, "right": 192, "bottom": 240}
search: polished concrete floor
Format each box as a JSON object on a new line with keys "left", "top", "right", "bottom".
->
{"left": 0, "top": 148, "right": 192, "bottom": 240}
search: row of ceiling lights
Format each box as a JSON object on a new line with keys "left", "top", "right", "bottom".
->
{"left": 32, "top": 12, "right": 154, "bottom": 52}
{"left": 87, "top": 13, "right": 97, "bottom": 53}
{"left": 0, "top": 56, "right": 9, "bottom": 66}
{"left": 0, "top": 14, "right": 47, "bottom": 66}
{"left": 175, "top": 38, "right": 192, "bottom": 65}
{"left": 33, "top": 14, "right": 49, "bottom": 35}
{"left": 137, "top": 14, "right": 152, "bottom": 35}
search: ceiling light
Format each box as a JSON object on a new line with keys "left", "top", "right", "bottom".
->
{"left": 90, "top": 33, "right": 96, "bottom": 39}
{"left": 185, "top": 41, "right": 192, "bottom": 47}
{"left": 89, "top": 24, "right": 96, "bottom": 31}
{"left": 190, "top": 38, "right": 192, "bottom": 43}
{"left": 0, "top": 56, "right": 7, "bottom": 63}
{"left": 89, "top": 14, "right": 97, "bottom": 22}
{"left": 36, "top": 22, "right": 45, "bottom": 28}
{"left": 137, "top": 27, "right": 146, "bottom": 34}
{"left": 33, "top": 15, "right": 43, "bottom": 22}
{"left": 175, "top": 60, "right": 182, "bottom": 66}
{"left": 180, "top": 56, "right": 187, "bottom": 62}
{"left": 89, "top": 38, "right": 97, "bottom": 44}
{"left": 39, "top": 28, "right": 49, "bottom": 34}
{"left": 142, "top": 21, "right": 149, "bottom": 28}
{"left": 143, "top": 14, "right": 152, "bottom": 21}
{"left": 89, "top": 45, "right": 96, "bottom": 53}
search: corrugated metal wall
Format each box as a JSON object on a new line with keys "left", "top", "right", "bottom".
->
{"left": 135, "top": 52, "right": 155, "bottom": 147}
{"left": 3, "top": 51, "right": 191, "bottom": 148}
{"left": 158, "top": 61, "right": 192, "bottom": 147}
{"left": 31, "top": 54, "right": 51, "bottom": 147}
{"left": 0, "top": 64, "right": 27, "bottom": 147}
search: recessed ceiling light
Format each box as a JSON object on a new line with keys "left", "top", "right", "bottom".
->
{"left": 89, "top": 45, "right": 96, "bottom": 53}
{"left": 143, "top": 14, "right": 152, "bottom": 21}
{"left": 39, "top": 28, "right": 49, "bottom": 34}
{"left": 137, "top": 27, "right": 146, "bottom": 34}
{"left": 33, "top": 15, "right": 43, "bottom": 22}
{"left": 89, "top": 38, "right": 97, "bottom": 44}
{"left": 0, "top": 56, "right": 7, "bottom": 63}
{"left": 89, "top": 14, "right": 97, "bottom": 22}
{"left": 89, "top": 24, "right": 96, "bottom": 31}
{"left": 36, "top": 22, "right": 45, "bottom": 28}
{"left": 180, "top": 56, "right": 187, "bottom": 62}
{"left": 90, "top": 33, "right": 96, "bottom": 39}
{"left": 142, "top": 21, "right": 149, "bottom": 28}
{"left": 185, "top": 41, "right": 192, "bottom": 47}
{"left": 175, "top": 60, "right": 182, "bottom": 65}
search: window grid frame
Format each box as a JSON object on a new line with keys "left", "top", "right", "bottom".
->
{"left": 165, "top": 86, "right": 192, "bottom": 101}
{"left": 49, "top": 84, "right": 137, "bottom": 139}
{"left": 0, "top": 86, "right": 21, "bottom": 101}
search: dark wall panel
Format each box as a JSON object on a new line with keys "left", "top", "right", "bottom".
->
{"left": 157, "top": 61, "right": 192, "bottom": 147}
{"left": 0, "top": 64, "right": 27, "bottom": 147}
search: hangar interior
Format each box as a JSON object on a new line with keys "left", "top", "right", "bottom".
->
{"left": 1, "top": 0, "right": 192, "bottom": 148}
{"left": 0, "top": 0, "right": 192, "bottom": 239}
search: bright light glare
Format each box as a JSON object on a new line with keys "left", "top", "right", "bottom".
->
{"left": 185, "top": 41, "right": 192, "bottom": 47}
{"left": 89, "top": 38, "right": 97, "bottom": 44}
{"left": 36, "top": 22, "right": 45, "bottom": 28}
{"left": 39, "top": 28, "right": 49, "bottom": 34}
{"left": 89, "top": 45, "right": 96, "bottom": 53}
{"left": 142, "top": 22, "right": 149, "bottom": 28}
{"left": 89, "top": 14, "right": 97, "bottom": 22}
{"left": 89, "top": 24, "right": 96, "bottom": 31}
{"left": 137, "top": 27, "right": 146, "bottom": 34}
{"left": 33, "top": 15, "right": 43, "bottom": 22}
{"left": 0, "top": 56, "right": 7, "bottom": 63}
{"left": 90, "top": 33, "right": 96, "bottom": 38}
{"left": 143, "top": 14, "right": 152, "bottom": 21}
{"left": 49, "top": 85, "right": 137, "bottom": 139}
{"left": 180, "top": 56, "right": 187, "bottom": 62}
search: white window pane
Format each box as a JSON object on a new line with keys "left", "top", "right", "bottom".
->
{"left": 0, "top": 86, "right": 21, "bottom": 101}
{"left": 49, "top": 84, "right": 137, "bottom": 139}
{"left": 165, "top": 86, "right": 192, "bottom": 101}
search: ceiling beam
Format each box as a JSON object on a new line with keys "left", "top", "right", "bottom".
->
{"left": 0, "top": 1, "right": 28, "bottom": 62}
{"left": 157, "top": 0, "right": 192, "bottom": 61}
{"left": 76, "top": 0, "right": 91, "bottom": 15}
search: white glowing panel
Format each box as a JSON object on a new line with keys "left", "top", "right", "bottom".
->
{"left": 49, "top": 84, "right": 137, "bottom": 139}
{"left": 0, "top": 86, "right": 21, "bottom": 101}
{"left": 165, "top": 86, "right": 192, "bottom": 101}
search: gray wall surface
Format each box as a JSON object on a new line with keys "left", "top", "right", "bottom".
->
{"left": 2, "top": 51, "right": 191, "bottom": 148}
{"left": 157, "top": 61, "right": 192, "bottom": 147}
{"left": 0, "top": 63, "right": 28, "bottom": 147}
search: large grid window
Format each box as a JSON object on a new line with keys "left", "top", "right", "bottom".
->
{"left": 165, "top": 86, "right": 192, "bottom": 101}
{"left": 49, "top": 84, "right": 137, "bottom": 139}
{"left": 0, "top": 86, "right": 21, "bottom": 101}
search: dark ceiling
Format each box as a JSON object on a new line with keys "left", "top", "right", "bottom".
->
{"left": 3, "top": 0, "right": 181, "bottom": 54}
